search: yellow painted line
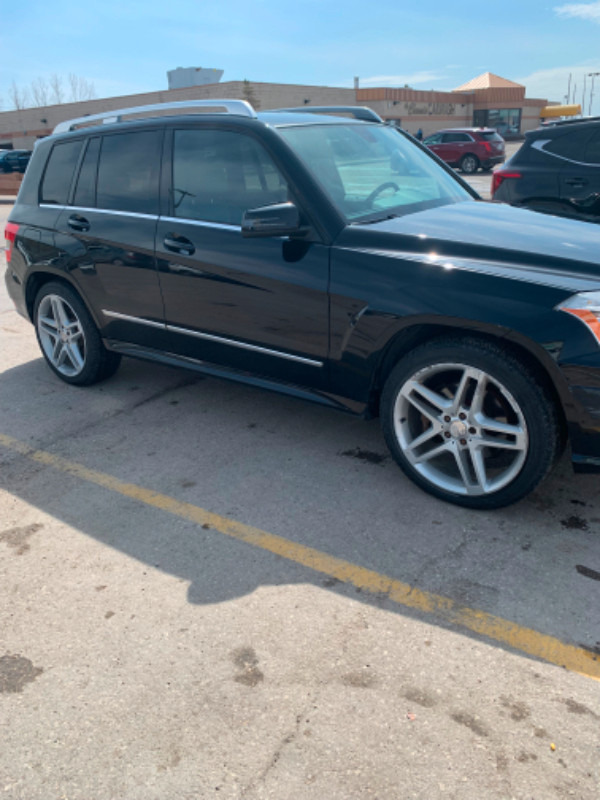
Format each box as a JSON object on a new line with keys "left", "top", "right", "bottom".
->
{"left": 1, "top": 431, "right": 598, "bottom": 681}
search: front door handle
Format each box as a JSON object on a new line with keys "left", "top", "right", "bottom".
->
{"left": 68, "top": 214, "right": 90, "bottom": 232}
{"left": 163, "top": 234, "right": 195, "bottom": 256}
{"left": 565, "top": 178, "right": 588, "bottom": 187}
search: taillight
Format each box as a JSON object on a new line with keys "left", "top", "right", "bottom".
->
{"left": 491, "top": 171, "right": 521, "bottom": 197}
{"left": 482, "top": 141, "right": 492, "bottom": 154}
{"left": 4, "top": 222, "right": 19, "bottom": 264}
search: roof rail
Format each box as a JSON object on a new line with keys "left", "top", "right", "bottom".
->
{"left": 53, "top": 99, "right": 257, "bottom": 134}
{"left": 540, "top": 115, "right": 600, "bottom": 128}
{"left": 273, "top": 106, "right": 383, "bottom": 123}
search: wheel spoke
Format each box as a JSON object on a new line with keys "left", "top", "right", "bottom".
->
{"left": 454, "top": 448, "right": 485, "bottom": 494}
{"left": 470, "top": 447, "right": 489, "bottom": 491}
{"left": 410, "top": 440, "right": 450, "bottom": 465}
{"left": 65, "top": 342, "right": 84, "bottom": 371}
{"left": 404, "top": 381, "right": 452, "bottom": 421}
{"left": 477, "top": 414, "right": 525, "bottom": 439}
{"left": 51, "top": 296, "right": 70, "bottom": 328}
{"left": 55, "top": 342, "right": 68, "bottom": 367}
{"left": 39, "top": 315, "right": 59, "bottom": 336}
{"left": 478, "top": 434, "right": 526, "bottom": 452}
{"left": 469, "top": 373, "right": 487, "bottom": 415}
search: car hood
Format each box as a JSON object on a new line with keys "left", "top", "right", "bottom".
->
{"left": 336, "top": 200, "right": 600, "bottom": 290}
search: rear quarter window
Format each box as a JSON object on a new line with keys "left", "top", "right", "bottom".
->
{"left": 543, "top": 130, "right": 592, "bottom": 161}
{"left": 40, "top": 140, "right": 83, "bottom": 205}
{"left": 479, "top": 132, "right": 503, "bottom": 142}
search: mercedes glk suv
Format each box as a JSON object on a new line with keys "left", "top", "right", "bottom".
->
{"left": 5, "top": 100, "right": 600, "bottom": 509}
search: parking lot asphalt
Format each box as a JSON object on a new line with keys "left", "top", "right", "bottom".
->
{"left": 1, "top": 192, "right": 599, "bottom": 799}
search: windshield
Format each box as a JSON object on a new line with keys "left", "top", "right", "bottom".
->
{"left": 278, "top": 122, "right": 473, "bottom": 223}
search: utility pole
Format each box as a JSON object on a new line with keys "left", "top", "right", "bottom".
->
{"left": 588, "top": 73, "right": 600, "bottom": 116}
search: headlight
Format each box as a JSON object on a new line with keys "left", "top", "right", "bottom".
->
{"left": 557, "top": 291, "right": 600, "bottom": 345}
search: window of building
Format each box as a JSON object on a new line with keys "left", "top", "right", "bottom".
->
{"left": 96, "top": 131, "right": 162, "bottom": 215}
{"left": 172, "top": 129, "right": 289, "bottom": 225}
{"left": 474, "top": 109, "right": 522, "bottom": 136}
{"left": 40, "top": 140, "right": 83, "bottom": 205}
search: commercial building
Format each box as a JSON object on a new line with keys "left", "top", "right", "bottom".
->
{"left": 0, "top": 70, "right": 550, "bottom": 153}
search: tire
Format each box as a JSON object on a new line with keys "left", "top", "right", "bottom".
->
{"left": 460, "top": 154, "right": 479, "bottom": 174}
{"left": 380, "top": 337, "right": 561, "bottom": 509}
{"left": 33, "top": 281, "right": 121, "bottom": 386}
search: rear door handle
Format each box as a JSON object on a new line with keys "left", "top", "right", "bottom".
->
{"left": 163, "top": 234, "right": 195, "bottom": 256}
{"left": 68, "top": 214, "right": 90, "bottom": 232}
{"left": 565, "top": 178, "right": 588, "bottom": 187}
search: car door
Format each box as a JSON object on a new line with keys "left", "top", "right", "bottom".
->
{"left": 55, "top": 129, "right": 168, "bottom": 350}
{"left": 423, "top": 132, "right": 445, "bottom": 160}
{"left": 558, "top": 128, "right": 600, "bottom": 221}
{"left": 155, "top": 125, "right": 330, "bottom": 389}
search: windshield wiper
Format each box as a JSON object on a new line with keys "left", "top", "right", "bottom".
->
{"left": 354, "top": 212, "right": 402, "bottom": 225}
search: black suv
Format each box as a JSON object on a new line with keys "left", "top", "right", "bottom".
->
{"left": 5, "top": 100, "right": 600, "bottom": 509}
{"left": 492, "top": 117, "right": 600, "bottom": 223}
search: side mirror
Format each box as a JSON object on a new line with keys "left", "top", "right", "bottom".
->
{"left": 241, "top": 202, "right": 308, "bottom": 238}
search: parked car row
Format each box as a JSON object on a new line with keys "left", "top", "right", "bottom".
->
{"left": 0, "top": 149, "right": 32, "bottom": 173}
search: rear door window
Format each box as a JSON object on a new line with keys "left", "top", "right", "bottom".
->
{"left": 442, "top": 133, "right": 471, "bottom": 143}
{"left": 96, "top": 130, "right": 162, "bottom": 215}
{"left": 41, "top": 140, "right": 83, "bottom": 205}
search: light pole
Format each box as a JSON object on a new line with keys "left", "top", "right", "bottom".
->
{"left": 588, "top": 72, "right": 600, "bottom": 116}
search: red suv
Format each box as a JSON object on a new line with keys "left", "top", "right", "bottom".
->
{"left": 423, "top": 128, "right": 505, "bottom": 174}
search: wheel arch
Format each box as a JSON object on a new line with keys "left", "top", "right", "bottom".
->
{"left": 369, "top": 321, "right": 569, "bottom": 442}
{"left": 26, "top": 271, "right": 100, "bottom": 328}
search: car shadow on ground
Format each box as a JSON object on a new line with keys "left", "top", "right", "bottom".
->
{"left": 1, "top": 355, "right": 599, "bottom": 664}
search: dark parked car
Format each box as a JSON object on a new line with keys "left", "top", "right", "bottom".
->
{"left": 0, "top": 149, "right": 32, "bottom": 173}
{"left": 423, "top": 127, "right": 505, "bottom": 174}
{"left": 492, "top": 117, "right": 600, "bottom": 223}
{"left": 5, "top": 101, "right": 600, "bottom": 508}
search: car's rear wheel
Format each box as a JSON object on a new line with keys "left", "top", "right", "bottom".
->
{"left": 460, "top": 154, "right": 479, "bottom": 174}
{"left": 34, "top": 282, "right": 121, "bottom": 385}
{"left": 380, "top": 338, "right": 561, "bottom": 509}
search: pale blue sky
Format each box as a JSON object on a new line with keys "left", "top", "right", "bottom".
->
{"left": 2, "top": 0, "right": 600, "bottom": 114}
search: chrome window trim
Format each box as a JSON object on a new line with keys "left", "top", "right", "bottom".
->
{"left": 40, "top": 203, "right": 158, "bottom": 221}
{"left": 102, "top": 310, "right": 166, "bottom": 330}
{"left": 532, "top": 138, "right": 600, "bottom": 168}
{"left": 101, "top": 311, "right": 323, "bottom": 367}
{"left": 160, "top": 215, "right": 241, "bottom": 232}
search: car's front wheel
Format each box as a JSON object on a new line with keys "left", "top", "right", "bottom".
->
{"left": 380, "top": 338, "right": 561, "bottom": 509}
{"left": 34, "top": 282, "right": 121, "bottom": 385}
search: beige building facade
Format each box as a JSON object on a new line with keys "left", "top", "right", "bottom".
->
{"left": 0, "top": 72, "right": 548, "bottom": 152}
